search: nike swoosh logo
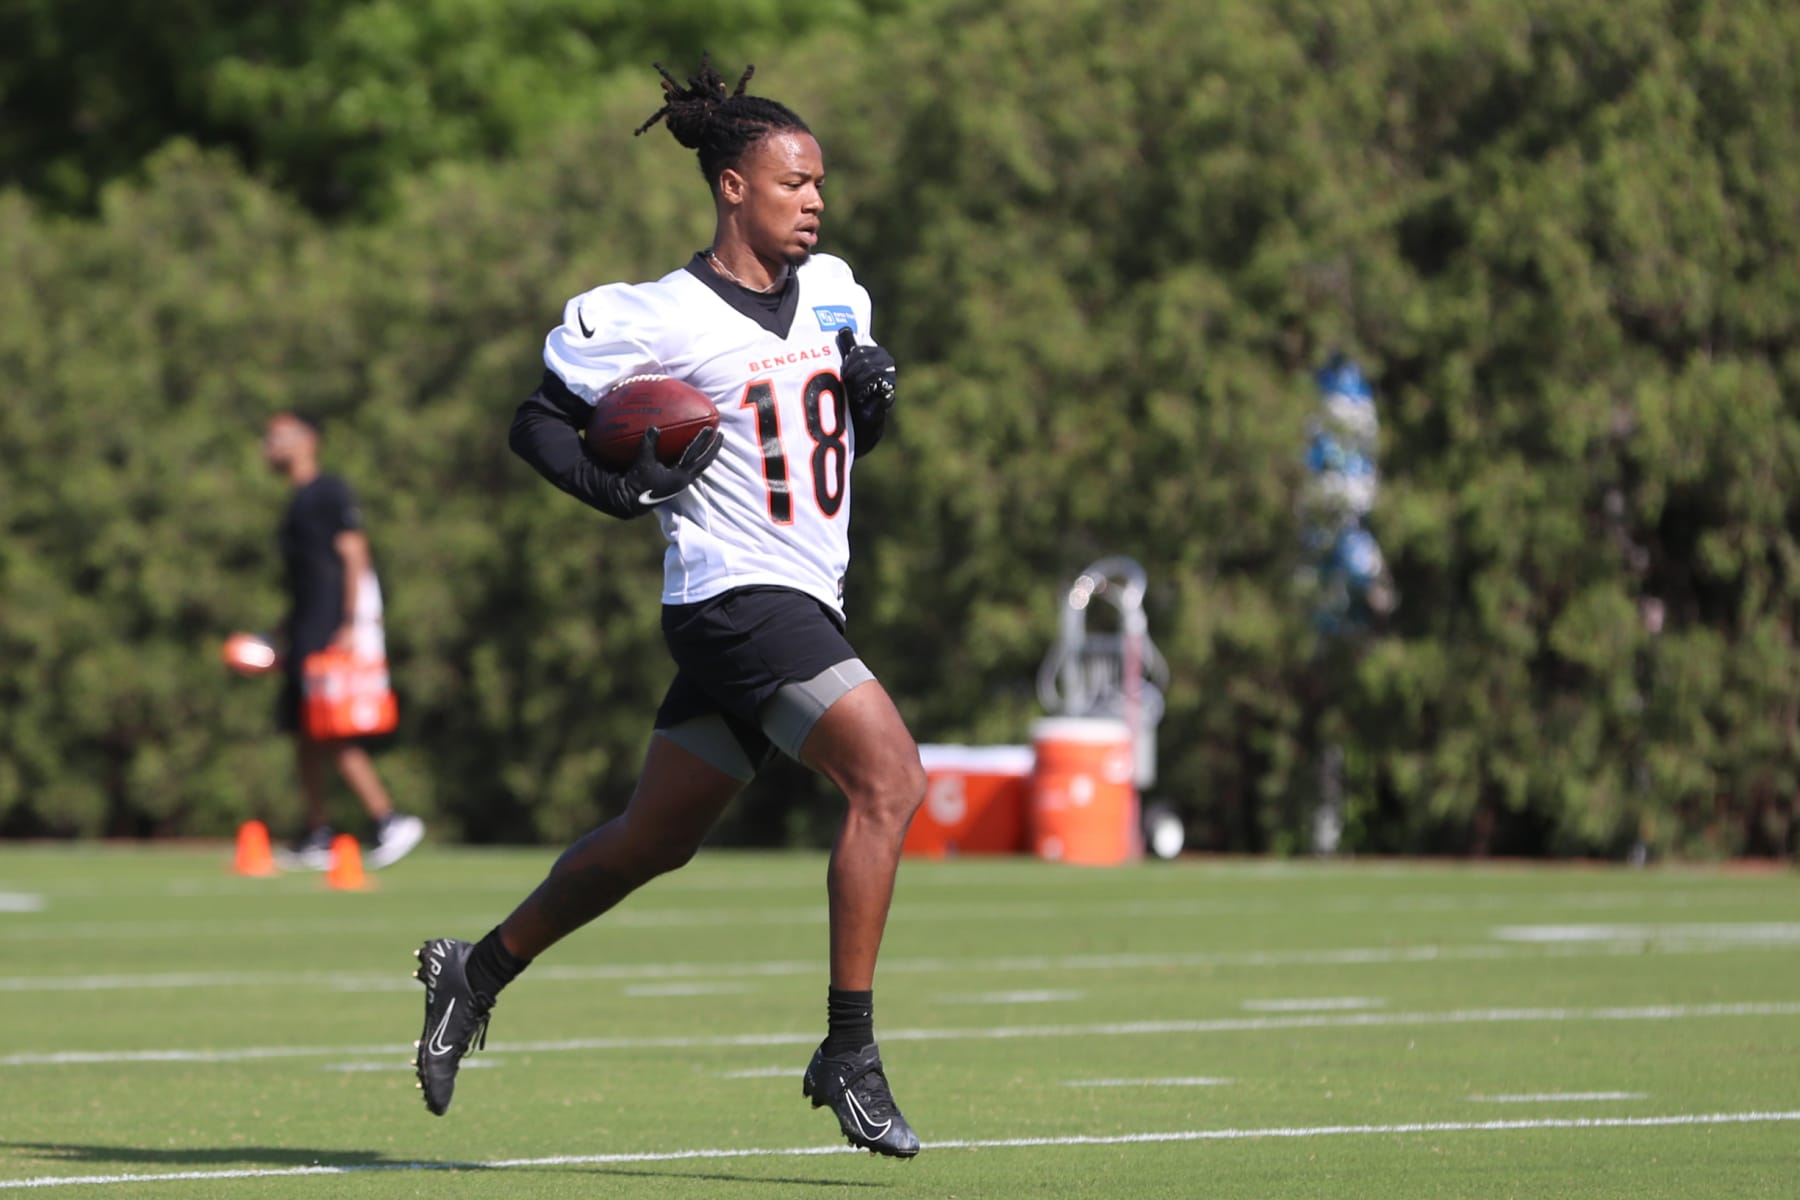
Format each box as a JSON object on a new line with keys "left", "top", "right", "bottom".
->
{"left": 577, "top": 308, "right": 594, "bottom": 338}
{"left": 636, "top": 489, "right": 680, "bottom": 507}
{"left": 844, "top": 1088, "right": 893, "bottom": 1141}
{"left": 427, "top": 999, "right": 458, "bottom": 1057}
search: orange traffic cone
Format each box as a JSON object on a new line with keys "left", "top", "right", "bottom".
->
{"left": 233, "top": 820, "right": 277, "bottom": 877}
{"left": 324, "top": 834, "right": 372, "bottom": 891}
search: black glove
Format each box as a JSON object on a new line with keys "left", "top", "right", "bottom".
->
{"left": 511, "top": 372, "right": 724, "bottom": 519}
{"left": 837, "top": 327, "right": 897, "bottom": 455}
{"left": 611, "top": 424, "right": 722, "bottom": 513}
{"left": 837, "top": 327, "right": 896, "bottom": 419}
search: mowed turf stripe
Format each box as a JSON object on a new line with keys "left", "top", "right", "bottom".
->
{"left": 0, "top": 935, "right": 1781, "bottom": 993}
{"left": 3, "top": 1112, "right": 1799, "bottom": 1190}
{"left": 1472, "top": 1092, "right": 1648, "bottom": 1103}
{"left": 0, "top": 896, "right": 1775, "bottom": 941}
{"left": 5, "top": 1001, "right": 1798, "bottom": 1068}
{"left": 1061, "top": 1077, "right": 1233, "bottom": 1087}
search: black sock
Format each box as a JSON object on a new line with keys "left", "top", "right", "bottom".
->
{"left": 823, "top": 988, "right": 874, "bottom": 1056}
{"left": 464, "top": 927, "right": 530, "bottom": 1001}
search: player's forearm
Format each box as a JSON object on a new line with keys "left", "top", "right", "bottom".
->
{"left": 850, "top": 407, "right": 887, "bottom": 457}
{"left": 509, "top": 374, "right": 647, "bottom": 520}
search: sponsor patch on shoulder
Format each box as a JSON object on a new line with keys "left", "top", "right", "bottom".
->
{"left": 813, "top": 305, "right": 857, "bottom": 333}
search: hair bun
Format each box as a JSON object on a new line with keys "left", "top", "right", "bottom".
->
{"left": 631, "top": 55, "right": 808, "bottom": 187}
{"left": 663, "top": 100, "right": 716, "bottom": 150}
{"left": 633, "top": 53, "right": 754, "bottom": 145}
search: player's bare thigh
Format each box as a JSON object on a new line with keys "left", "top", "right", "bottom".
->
{"left": 799, "top": 680, "right": 925, "bottom": 819}
{"left": 617, "top": 731, "right": 745, "bottom": 864}
{"left": 499, "top": 733, "right": 743, "bottom": 958}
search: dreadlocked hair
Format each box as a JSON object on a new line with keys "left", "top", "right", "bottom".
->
{"left": 633, "top": 52, "right": 811, "bottom": 188}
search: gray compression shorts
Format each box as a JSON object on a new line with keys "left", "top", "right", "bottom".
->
{"left": 655, "top": 658, "right": 875, "bottom": 781}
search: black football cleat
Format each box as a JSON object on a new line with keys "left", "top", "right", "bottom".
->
{"left": 802, "top": 1041, "right": 920, "bottom": 1158}
{"left": 411, "top": 938, "right": 493, "bottom": 1115}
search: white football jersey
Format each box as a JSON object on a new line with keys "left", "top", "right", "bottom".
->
{"left": 544, "top": 253, "right": 875, "bottom": 615}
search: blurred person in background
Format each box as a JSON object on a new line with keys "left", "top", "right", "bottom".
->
{"left": 261, "top": 411, "right": 424, "bottom": 869}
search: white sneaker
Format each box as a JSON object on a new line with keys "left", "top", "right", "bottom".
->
{"left": 368, "top": 813, "right": 425, "bottom": 869}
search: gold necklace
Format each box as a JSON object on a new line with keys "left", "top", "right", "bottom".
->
{"left": 707, "top": 249, "right": 785, "bottom": 294}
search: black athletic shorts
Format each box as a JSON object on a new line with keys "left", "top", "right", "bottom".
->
{"left": 275, "top": 667, "right": 303, "bottom": 733}
{"left": 274, "top": 641, "right": 329, "bottom": 735}
{"left": 655, "top": 586, "right": 858, "bottom": 766}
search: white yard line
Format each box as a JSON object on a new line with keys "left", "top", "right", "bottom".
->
{"left": 320, "top": 1059, "right": 496, "bottom": 1074}
{"left": 1492, "top": 923, "right": 1800, "bottom": 944}
{"left": 0, "top": 894, "right": 45, "bottom": 913}
{"left": 3, "top": 1001, "right": 1796, "bottom": 1069}
{"left": 2, "top": 1111, "right": 1796, "bottom": 1190}
{"left": 620, "top": 982, "right": 751, "bottom": 998}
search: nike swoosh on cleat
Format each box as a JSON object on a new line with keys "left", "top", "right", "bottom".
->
{"left": 427, "top": 999, "right": 458, "bottom": 1057}
{"left": 844, "top": 1089, "right": 893, "bottom": 1141}
{"left": 577, "top": 308, "right": 595, "bottom": 338}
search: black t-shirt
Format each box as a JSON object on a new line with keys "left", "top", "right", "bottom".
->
{"left": 278, "top": 473, "right": 363, "bottom": 656}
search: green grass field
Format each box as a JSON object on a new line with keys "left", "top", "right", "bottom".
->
{"left": 0, "top": 845, "right": 1795, "bottom": 1198}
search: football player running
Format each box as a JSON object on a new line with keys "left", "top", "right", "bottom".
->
{"left": 410, "top": 55, "right": 925, "bottom": 1159}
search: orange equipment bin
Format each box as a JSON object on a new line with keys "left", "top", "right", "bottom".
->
{"left": 301, "top": 649, "right": 399, "bottom": 740}
{"left": 1029, "top": 717, "right": 1141, "bottom": 865}
{"left": 904, "top": 744, "right": 1035, "bottom": 858}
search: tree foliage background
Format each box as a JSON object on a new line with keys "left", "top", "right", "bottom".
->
{"left": 1, "top": 0, "right": 1795, "bottom": 856}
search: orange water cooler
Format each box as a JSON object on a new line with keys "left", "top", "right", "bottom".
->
{"left": 903, "top": 744, "right": 1035, "bottom": 857}
{"left": 1028, "top": 717, "right": 1141, "bottom": 865}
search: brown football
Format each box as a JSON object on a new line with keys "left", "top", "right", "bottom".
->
{"left": 584, "top": 375, "right": 720, "bottom": 470}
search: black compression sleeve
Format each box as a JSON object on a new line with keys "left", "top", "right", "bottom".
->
{"left": 508, "top": 371, "right": 646, "bottom": 519}
{"left": 851, "top": 404, "right": 888, "bottom": 457}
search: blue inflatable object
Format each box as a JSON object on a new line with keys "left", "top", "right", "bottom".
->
{"left": 1301, "top": 354, "right": 1392, "bottom": 634}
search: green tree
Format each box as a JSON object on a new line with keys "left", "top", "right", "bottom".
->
{"left": 0, "top": 0, "right": 904, "bottom": 216}
{"left": 1, "top": 0, "right": 1794, "bottom": 857}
